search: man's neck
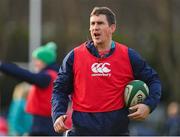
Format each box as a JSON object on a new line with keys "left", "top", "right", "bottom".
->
{"left": 95, "top": 40, "right": 112, "bottom": 52}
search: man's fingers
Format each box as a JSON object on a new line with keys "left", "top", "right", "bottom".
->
{"left": 54, "top": 122, "right": 62, "bottom": 132}
{"left": 132, "top": 117, "right": 145, "bottom": 121}
{"left": 53, "top": 115, "right": 69, "bottom": 133}
{"left": 130, "top": 115, "right": 145, "bottom": 121}
{"left": 129, "top": 114, "right": 140, "bottom": 119}
{"left": 129, "top": 105, "right": 138, "bottom": 114}
{"left": 54, "top": 122, "right": 68, "bottom": 133}
{"left": 128, "top": 104, "right": 150, "bottom": 121}
{"left": 63, "top": 115, "right": 67, "bottom": 120}
{"left": 59, "top": 120, "right": 68, "bottom": 130}
{"left": 128, "top": 110, "right": 139, "bottom": 118}
{"left": 129, "top": 105, "right": 138, "bottom": 111}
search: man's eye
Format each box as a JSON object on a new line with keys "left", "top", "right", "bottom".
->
{"left": 98, "top": 22, "right": 103, "bottom": 25}
{"left": 91, "top": 22, "right": 95, "bottom": 25}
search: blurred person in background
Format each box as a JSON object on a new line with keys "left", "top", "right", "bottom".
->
{"left": 0, "top": 116, "right": 8, "bottom": 136}
{"left": 164, "top": 102, "right": 180, "bottom": 136}
{"left": 0, "top": 42, "right": 60, "bottom": 136}
{"left": 8, "top": 82, "right": 32, "bottom": 136}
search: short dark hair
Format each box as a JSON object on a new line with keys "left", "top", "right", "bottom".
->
{"left": 90, "top": 7, "right": 116, "bottom": 25}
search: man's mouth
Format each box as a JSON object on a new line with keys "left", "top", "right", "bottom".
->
{"left": 94, "top": 32, "right": 101, "bottom": 38}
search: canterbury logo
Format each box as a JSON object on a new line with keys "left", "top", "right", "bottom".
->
{"left": 91, "top": 63, "right": 111, "bottom": 77}
{"left": 91, "top": 63, "right": 111, "bottom": 73}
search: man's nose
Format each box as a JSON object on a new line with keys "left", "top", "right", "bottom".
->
{"left": 93, "top": 23, "right": 99, "bottom": 30}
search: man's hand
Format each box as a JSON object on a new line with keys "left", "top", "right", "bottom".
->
{"left": 128, "top": 104, "right": 150, "bottom": 121}
{"left": 53, "top": 115, "right": 69, "bottom": 133}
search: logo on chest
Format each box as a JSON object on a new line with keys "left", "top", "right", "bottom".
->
{"left": 91, "top": 62, "right": 111, "bottom": 77}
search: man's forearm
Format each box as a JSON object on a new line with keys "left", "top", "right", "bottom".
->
{"left": 51, "top": 91, "right": 70, "bottom": 123}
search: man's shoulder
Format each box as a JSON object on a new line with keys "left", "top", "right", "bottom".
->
{"left": 73, "top": 41, "right": 89, "bottom": 53}
{"left": 113, "top": 42, "right": 141, "bottom": 61}
{"left": 114, "top": 41, "right": 128, "bottom": 47}
{"left": 114, "top": 41, "right": 130, "bottom": 54}
{"left": 74, "top": 41, "right": 87, "bottom": 50}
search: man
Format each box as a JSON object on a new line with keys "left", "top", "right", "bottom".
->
{"left": 0, "top": 42, "right": 60, "bottom": 135}
{"left": 52, "top": 7, "right": 161, "bottom": 135}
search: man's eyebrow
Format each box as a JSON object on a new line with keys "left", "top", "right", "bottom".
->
{"left": 90, "top": 21, "right": 104, "bottom": 24}
{"left": 97, "top": 21, "right": 103, "bottom": 24}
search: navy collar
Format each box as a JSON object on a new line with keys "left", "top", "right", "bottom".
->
{"left": 86, "top": 41, "right": 115, "bottom": 58}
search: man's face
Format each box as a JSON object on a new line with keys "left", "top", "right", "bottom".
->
{"left": 89, "top": 14, "right": 116, "bottom": 46}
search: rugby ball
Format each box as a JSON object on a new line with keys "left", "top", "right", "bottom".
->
{"left": 124, "top": 80, "right": 149, "bottom": 107}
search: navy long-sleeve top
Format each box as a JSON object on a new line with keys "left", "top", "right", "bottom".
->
{"left": 0, "top": 62, "right": 59, "bottom": 88}
{"left": 52, "top": 41, "right": 161, "bottom": 133}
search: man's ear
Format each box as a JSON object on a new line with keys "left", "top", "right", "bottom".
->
{"left": 110, "top": 24, "right": 116, "bottom": 33}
